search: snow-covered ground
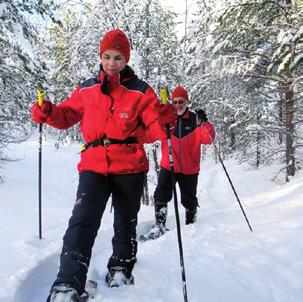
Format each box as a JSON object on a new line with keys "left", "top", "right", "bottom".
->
{"left": 0, "top": 134, "right": 302, "bottom": 302}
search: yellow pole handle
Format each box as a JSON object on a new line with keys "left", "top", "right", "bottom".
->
{"left": 37, "top": 89, "right": 44, "bottom": 107}
{"left": 160, "top": 87, "right": 169, "bottom": 105}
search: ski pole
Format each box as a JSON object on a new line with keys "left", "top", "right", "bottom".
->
{"left": 37, "top": 88, "right": 44, "bottom": 239}
{"left": 160, "top": 87, "right": 189, "bottom": 302}
{"left": 199, "top": 113, "right": 253, "bottom": 232}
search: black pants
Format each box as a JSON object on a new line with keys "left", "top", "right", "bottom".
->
{"left": 154, "top": 168, "right": 199, "bottom": 210}
{"left": 53, "top": 170, "right": 144, "bottom": 294}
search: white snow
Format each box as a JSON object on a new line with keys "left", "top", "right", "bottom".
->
{"left": 0, "top": 133, "right": 302, "bottom": 302}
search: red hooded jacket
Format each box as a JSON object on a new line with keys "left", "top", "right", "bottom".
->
{"left": 160, "top": 108, "right": 215, "bottom": 174}
{"left": 43, "top": 66, "right": 162, "bottom": 174}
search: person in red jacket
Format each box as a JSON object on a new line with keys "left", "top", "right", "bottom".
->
{"left": 32, "top": 29, "right": 176, "bottom": 302}
{"left": 143, "top": 86, "right": 215, "bottom": 240}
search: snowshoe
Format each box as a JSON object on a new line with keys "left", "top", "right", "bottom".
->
{"left": 140, "top": 223, "right": 168, "bottom": 241}
{"left": 46, "top": 284, "right": 89, "bottom": 302}
{"left": 105, "top": 266, "right": 134, "bottom": 287}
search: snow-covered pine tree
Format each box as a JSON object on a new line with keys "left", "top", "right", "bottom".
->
{"left": 130, "top": 0, "right": 180, "bottom": 89}
{"left": 214, "top": 0, "right": 303, "bottom": 180}
{"left": 185, "top": 0, "right": 303, "bottom": 180}
{"left": 0, "top": 0, "right": 59, "bottom": 168}
{"left": 47, "top": 8, "right": 97, "bottom": 143}
{"left": 184, "top": 0, "right": 243, "bottom": 160}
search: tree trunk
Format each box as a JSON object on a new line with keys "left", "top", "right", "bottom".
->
{"left": 285, "top": 83, "right": 295, "bottom": 181}
{"left": 282, "top": 0, "right": 294, "bottom": 181}
{"left": 144, "top": 1, "right": 151, "bottom": 80}
{"left": 228, "top": 118, "right": 235, "bottom": 150}
{"left": 256, "top": 131, "right": 260, "bottom": 168}
{"left": 278, "top": 89, "right": 284, "bottom": 144}
{"left": 184, "top": 0, "right": 188, "bottom": 50}
{"left": 230, "top": 130, "right": 235, "bottom": 150}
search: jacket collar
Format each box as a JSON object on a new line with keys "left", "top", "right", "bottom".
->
{"left": 120, "top": 65, "right": 135, "bottom": 83}
{"left": 97, "top": 65, "right": 135, "bottom": 93}
{"left": 98, "top": 65, "right": 135, "bottom": 82}
{"left": 178, "top": 107, "right": 190, "bottom": 119}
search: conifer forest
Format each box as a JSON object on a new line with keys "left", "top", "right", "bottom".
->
{"left": 1, "top": 0, "right": 302, "bottom": 182}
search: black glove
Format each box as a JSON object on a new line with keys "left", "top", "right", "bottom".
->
{"left": 195, "top": 109, "right": 208, "bottom": 125}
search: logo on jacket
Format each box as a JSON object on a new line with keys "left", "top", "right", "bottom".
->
{"left": 119, "top": 113, "right": 129, "bottom": 119}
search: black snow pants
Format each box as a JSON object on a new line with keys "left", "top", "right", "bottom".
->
{"left": 52, "top": 170, "right": 144, "bottom": 294}
{"left": 154, "top": 167, "right": 199, "bottom": 210}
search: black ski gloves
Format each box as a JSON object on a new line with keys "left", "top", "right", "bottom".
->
{"left": 195, "top": 109, "right": 208, "bottom": 125}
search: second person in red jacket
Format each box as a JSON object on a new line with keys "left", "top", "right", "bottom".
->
{"left": 143, "top": 86, "right": 215, "bottom": 240}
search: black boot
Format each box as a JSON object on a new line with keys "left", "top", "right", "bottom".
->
{"left": 155, "top": 202, "right": 167, "bottom": 226}
{"left": 105, "top": 266, "right": 134, "bottom": 287}
{"left": 140, "top": 202, "right": 168, "bottom": 241}
{"left": 185, "top": 207, "right": 197, "bottom": 225}
{"left": 46, "top": 284, "right": 87, "bottom": 302}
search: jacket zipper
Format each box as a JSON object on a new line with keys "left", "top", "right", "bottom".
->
{"left": 178, "top": 117, "right": 182, "bottom": 173}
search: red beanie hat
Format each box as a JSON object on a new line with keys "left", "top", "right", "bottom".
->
{"left": 171, "top": 86, "right": 189, "bottom": 100}
{"left": 99, "top": 29, "right": 131, "bottom": 63}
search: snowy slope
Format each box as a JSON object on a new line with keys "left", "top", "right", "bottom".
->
{"left": 0, "top": 135, "right": 302, "bottom": 302}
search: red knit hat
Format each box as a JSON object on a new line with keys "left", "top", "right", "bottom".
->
{"left": 171, "top": 86, "right": 189, "bottom": 100}
{"left": 99, "top": 29, "right": 131, "bottom": 63}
